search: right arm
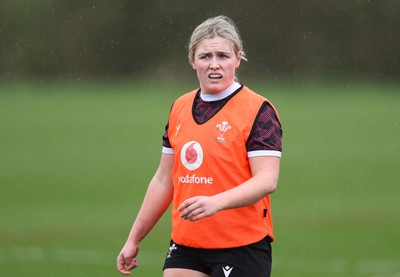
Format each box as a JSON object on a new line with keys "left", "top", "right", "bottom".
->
{"left": 117, "top": 153, "right": 174, "bottom": 275}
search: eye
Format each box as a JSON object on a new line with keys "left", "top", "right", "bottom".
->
{"left": 199, "top": 54, "right": 210, "bottom": 60}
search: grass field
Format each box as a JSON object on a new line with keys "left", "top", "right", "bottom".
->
{"left": 1, "top": 78, "right": 399, "bottom": 276}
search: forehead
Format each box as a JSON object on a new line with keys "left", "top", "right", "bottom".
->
{"left": 196, "top": 36, "right": 234, "bottom": 53}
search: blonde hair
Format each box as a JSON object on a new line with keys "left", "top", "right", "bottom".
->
{"left": 188, "top": 15, "right": 247, "bottom": 64}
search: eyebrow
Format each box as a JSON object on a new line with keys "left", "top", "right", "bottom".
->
{"left": 197, "top": 49, "right": 232, "bottom": 56}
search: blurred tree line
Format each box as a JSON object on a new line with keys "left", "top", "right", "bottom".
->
{"left": 0, "top": 0, "right": 399, "bottom": 80}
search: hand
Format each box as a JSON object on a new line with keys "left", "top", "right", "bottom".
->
{"left": 178, "top": 196, "right": 220, "bottom": 221}
{"left": 117, "top": 241, "right": 140, "bottom": 275}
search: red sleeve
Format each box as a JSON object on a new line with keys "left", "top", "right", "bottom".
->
{"left": 246, "top": 101, "right": 282, "bottom": 152}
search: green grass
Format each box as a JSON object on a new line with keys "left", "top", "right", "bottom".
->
{"left": 1, "top": 79, "right": 399, "bottom": 276}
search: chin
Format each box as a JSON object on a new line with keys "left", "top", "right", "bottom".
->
{"left": 206, "top": 88, "right": 222, "bottom": 94}
{"left": 204, "top": 83, "right": 228, "bottom": 94}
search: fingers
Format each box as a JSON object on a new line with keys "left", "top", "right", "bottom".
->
{"left": 117, "top": 255, "right": 131, "bottom": 275}
{"left": 178, "top": 196, "right": 219, "bottom": 221}
{"left": 181, "top": 206, "right": 204, "bottom": 221}
{"left": 186, "top": 211, "right": 207, "bottom": 221}
{"left": 177, "top": 197, "right": 196, "bottom": 212}
{"left": 178, "top": 198, "right": 199, "bottom": 219}
{"left": 117, "top": 254, "right": 138, "bottom": 275}
{"left": 178, "top": 197, "right": 211, "bottom": 221}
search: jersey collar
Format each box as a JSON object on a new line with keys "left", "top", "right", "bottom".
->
{"left": 200, "top": 82, "right": 241, "bottom": 102}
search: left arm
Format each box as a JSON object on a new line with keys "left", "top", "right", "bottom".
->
{"left": 178, "top": 156, "right": 280, "bottom": 221}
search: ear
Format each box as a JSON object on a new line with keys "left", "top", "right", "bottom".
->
{"left": 190, "top": 52, "right": 197, "bottom": 70}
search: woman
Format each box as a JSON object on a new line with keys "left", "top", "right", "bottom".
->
{"left": 117, "top": 15, "right": 282, "bottom": 277}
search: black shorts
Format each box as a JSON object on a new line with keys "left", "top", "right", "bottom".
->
{"left": 163, "top": 236, "right": 272, "bottom": 277}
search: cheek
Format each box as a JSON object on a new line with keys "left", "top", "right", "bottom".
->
{"left": 193, "top": 60, "right": 206, "bottom": 71}
{"left": 229, "top": 63, "right": 239, "bottom": 74}
{"left": 196, "top": 63, "right": 208, "bottom": 74}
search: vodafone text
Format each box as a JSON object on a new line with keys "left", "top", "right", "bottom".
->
{"left": 177, "top": 174, "right": 214, "bottom": 184}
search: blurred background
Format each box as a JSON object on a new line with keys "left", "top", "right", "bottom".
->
{"left": 1, "top": 1, "right": 400, "bottom": 276}
{"left": 1, "top": 0, "right": 399, "bottom": 80}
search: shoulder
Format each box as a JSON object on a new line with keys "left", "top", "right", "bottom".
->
{"left": 170, "top": 89, "right": 198, "bottom": 113}
{"left": 241, "top": 86, "right": 265, "bottom": 99}
{"left": 242, "top": 85, "right": 281, "bottom": 122}
{"left": 236, "top": 86, "right": 270, "bottom": 109}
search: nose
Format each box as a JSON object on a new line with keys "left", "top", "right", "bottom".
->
{"left": 209, "top": 57, "right": 220, "bottom": 69}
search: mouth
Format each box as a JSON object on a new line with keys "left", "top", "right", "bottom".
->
{"left": 208, "top": 73, "right": 223, "bottom": 80}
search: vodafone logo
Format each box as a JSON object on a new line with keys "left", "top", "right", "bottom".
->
{"left": 180, "top": 141, "right": 203, "bottom": 171}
